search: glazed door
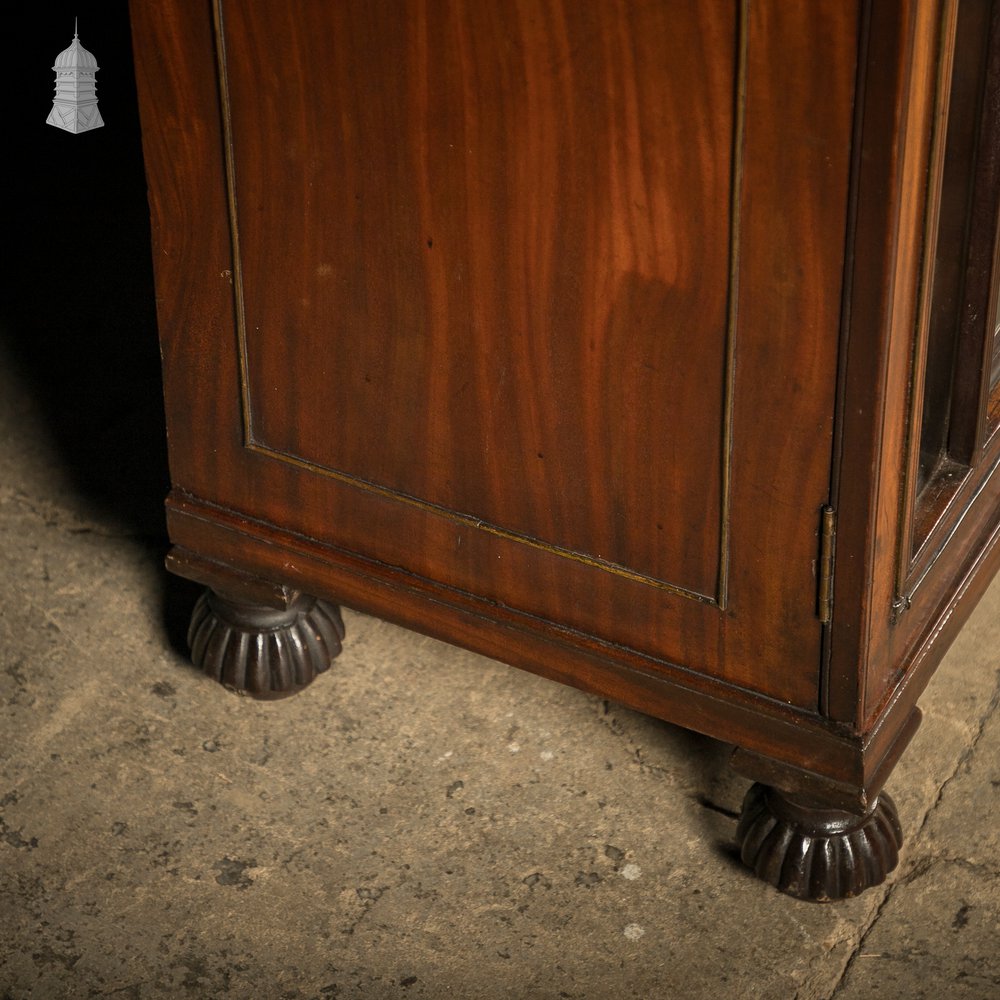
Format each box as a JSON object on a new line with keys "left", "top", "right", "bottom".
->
{"left": 140, "top": 1, "right": 858, "bottom": 708}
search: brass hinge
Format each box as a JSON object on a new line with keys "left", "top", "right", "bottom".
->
{"left": 818, "top": 505, "right": 836, "bottom": 624}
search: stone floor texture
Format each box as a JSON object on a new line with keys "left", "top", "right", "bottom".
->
{"left": 1, "top": 333, "right": 999, "bottom": 1000}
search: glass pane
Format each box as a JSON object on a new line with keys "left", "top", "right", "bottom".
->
{"left": 915, "top": 0, "right": 993, "bottom": 491}
{"left": 911, "top": 0, "right": 999, "bottom": 551}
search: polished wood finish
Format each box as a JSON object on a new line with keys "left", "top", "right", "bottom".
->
{"left": 137, "top": 0, "right": 860, "bottom": 711}
{"left": 737, "top": 783, "right": 903, "bottom": 902}
{"left": 131, "top": 0, "right": 1000, "bottom": 898}
{"left": 188, "top": 588, "right": 344, "bottom": 698}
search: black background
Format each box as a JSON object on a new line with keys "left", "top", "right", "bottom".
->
{"left": 5, "top": 2, "right": 167, "bottom": 539}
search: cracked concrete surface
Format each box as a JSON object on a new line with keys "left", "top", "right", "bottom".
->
{"left": 3, "top": 9, "right": 999, "bottom": 996}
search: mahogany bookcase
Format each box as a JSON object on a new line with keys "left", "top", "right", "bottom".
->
{"left": 130, "top": 0, "right": 1000, "bottom": 899}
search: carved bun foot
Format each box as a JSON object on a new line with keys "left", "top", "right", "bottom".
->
{"left": 188, "top": 589, "right": 345, "bottom": 698}
{"left": 737, "top": 783, "right": 903, "bottom": 901}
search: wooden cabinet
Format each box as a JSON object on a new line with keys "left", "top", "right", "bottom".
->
{"left": 130, "top": 0, "right": 1000, "bottom": 899}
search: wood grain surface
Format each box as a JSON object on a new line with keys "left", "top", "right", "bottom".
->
{"left": 133, "top": 0, "right": 867, "bottom": 713}
{"left": 224, "top": 0, "right": 735, "bottom": 596}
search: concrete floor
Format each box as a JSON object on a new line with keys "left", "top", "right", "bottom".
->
{"left": 4, "top": 10, "right": 999, "bottom": 994}
{"left": 2, "top": 332, "right": 1000, "bottom": 1000}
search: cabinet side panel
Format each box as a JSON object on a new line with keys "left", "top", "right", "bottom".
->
{"left": 137, "top": 0, "right": 859, "bottom": 710}
{"left": 221, "top": 0, "right": 736, "bottom": 596}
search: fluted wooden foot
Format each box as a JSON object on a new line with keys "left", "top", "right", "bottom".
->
{"left": 737, "top": 782, "right": 903, "bottom": 901}
{"left": 188, "top": 588, "right": 345, "bottom": 698}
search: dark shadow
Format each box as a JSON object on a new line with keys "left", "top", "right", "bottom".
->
{"left": 596, "top": 700, "right": 747, "bottom": 869}
{"left": 672, "top": 726, "right": 752, "bottom": 878}
{"left": 713, "top": 841, "right": 748, "bottom": 872}
{"left": 162, "top": 573, "right": 208, "bottom": 663}
{"left": 3, "top": 2, "right": 168, "bottom": 543}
